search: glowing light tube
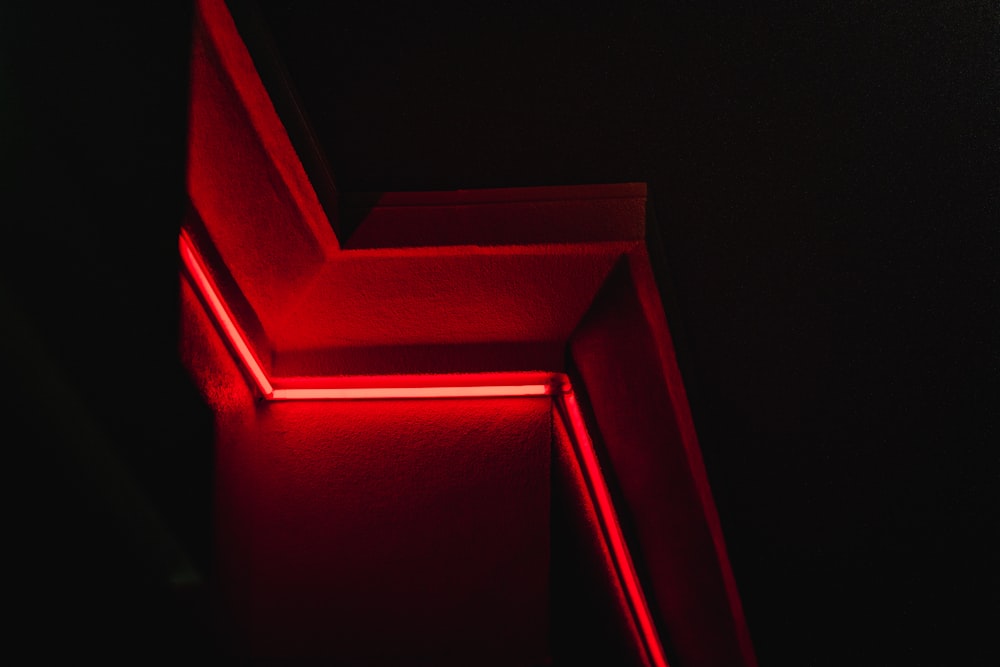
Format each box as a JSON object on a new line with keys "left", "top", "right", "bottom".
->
{"left": 180, "top": 230, "right": 561, "bottom": 401}
{"left": 180, "top": 230, "right": 670, "bottom": 665}
{"left": 556, "top": 391, "right": 670, "bottom": 667}
{"left": 179, "top": 230, "right": 274, "bottom": 398}
{"left": 270, "top": 384, "right": 553, "bottom": 400}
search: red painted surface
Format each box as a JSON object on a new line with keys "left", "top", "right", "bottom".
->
{"left": 182, "top": 0, "right": 756, "bottom": 664}
{"left": 268, "top": 243, "right": 628, "bottom": 378}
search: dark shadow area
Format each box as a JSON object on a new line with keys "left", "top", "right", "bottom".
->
{"left": 338, "top": 191, "right": 387, "bottom": 244}
{"left": 1, "top": 1, "right": 220, "bottom": 660}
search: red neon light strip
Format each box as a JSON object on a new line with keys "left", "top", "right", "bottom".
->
{"left": 179, "top": 230, "right": 274, "bottom": 397}
{"left": 271, "top": 384, "right": 552, "bottom": 400}
{"left": 181, "top": 231, "right": 557, "bottom": 400}
{"left": 557, "top": 391, "right": 670, "bottom": 667}
{"left": 180, "top": 230, "right": 669, "bottom": 664}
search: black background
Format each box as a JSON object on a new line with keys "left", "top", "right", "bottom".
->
{"left": 1, "top": 1, "right": 996, "bottom": 664}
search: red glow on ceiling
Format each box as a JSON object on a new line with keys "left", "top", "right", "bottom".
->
{"left": 181, "top": 229, "right": 670, "bottom": 663}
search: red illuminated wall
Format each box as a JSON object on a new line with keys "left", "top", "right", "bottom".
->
{"left": 183, "top": 276, "right": 551, "bottom": 663}
{"left": 181, "top": 1, "right": 757, "bottom": 665}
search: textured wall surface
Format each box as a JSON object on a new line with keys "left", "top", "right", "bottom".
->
{"left": 183, "top": 276, "right": 552, "bottom": 664}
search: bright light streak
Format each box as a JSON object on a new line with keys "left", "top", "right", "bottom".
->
{"left": 181, "top": 230, "right": 559, "bottom": 401}
{"left": 179, "top": 230, "right": 274, "bottom": 398}
{"left": 557, "top": 390, "right": 670, "bottom": 667}
{"left": 271, "top": 384, "right": 552, "bottom": 400}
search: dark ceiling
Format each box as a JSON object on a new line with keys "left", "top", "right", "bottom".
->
{"left": 2, "top": 1, "right": 996, "bottom": 664}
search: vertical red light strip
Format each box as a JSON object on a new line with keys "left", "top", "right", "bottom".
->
{"left": 557, "top": 390, "right": 670, "bottom": 667}
{"left": 179, "top": 230, "right": 274, "bottom": 398}
{"left": 181, "top": 232, "right": 669, "bottom": 663}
